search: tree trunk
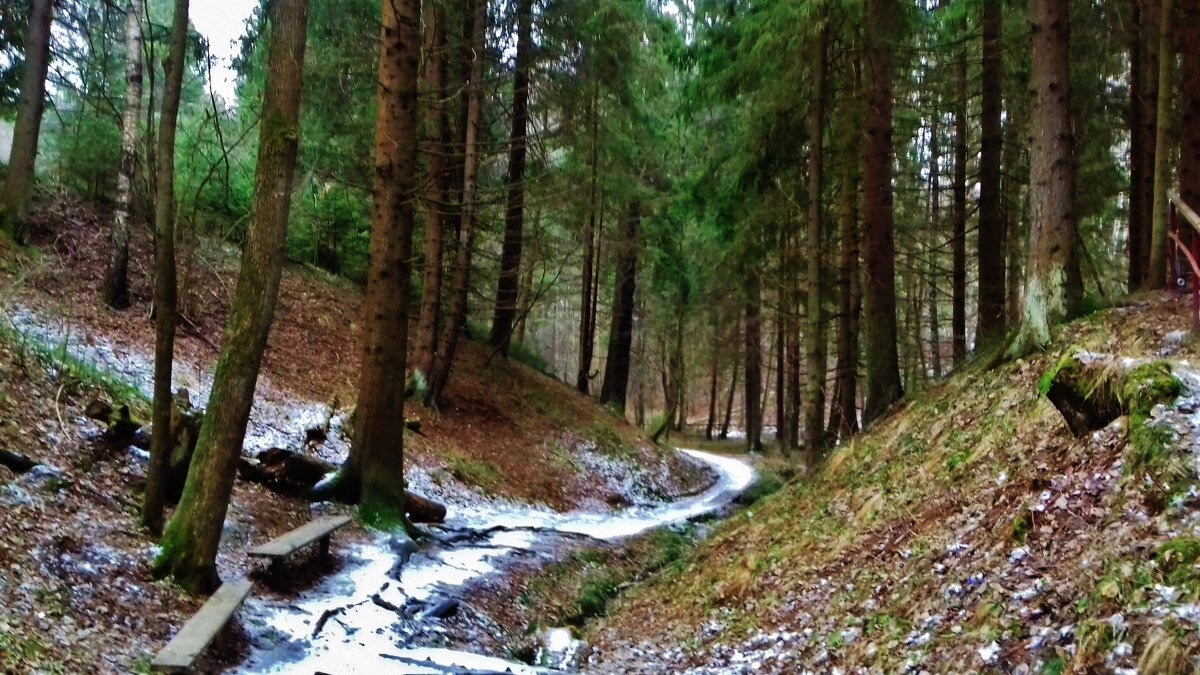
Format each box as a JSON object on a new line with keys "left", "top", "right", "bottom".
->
{"left": 2, "top": 0, "right": 52, "bottom": 243}
{"left": 773, "top": 305, "right": 786, "bottom": 445}
{"left": 705, "top": 351, "right": 718, "bottom": 441}
{"left": 804, "top": 20, "right": 829, "bottom": 466}
{"left": 577, "top": 89, "right": 600, "bottom": 394}
{"left": 489, "top": 0, "right": 533, "bottom": 355}
{"left": 929, "top": 110, "right": 943, "bottom": 379}
{"left": 143, "top": 0, "right": 190, "bottom": 537}
{"left": 1010, "top": 0, "right": 1080, "bottom": 356}
{"left": 952, "top": 27, "right": 968, "bottom": 364}
{"left": 428, "top": 0, "right": 485, "bottom": 405}
{"left": 862, "top": 0, "right": 903, "bottom": 425}
{"left": 830, "top": 54, "right": 861, "bottom": 443}
{"left": 153, "top": 0, "right": 309, "bottom": 594}
{"left": 338, "top": 0, "right": 422, "bottom": 525}
{"left": 743, "top": 282, "right": 763, "bottom": 452}
{"left": 598, "top": 202, "right": 640, "bottom": 413}
{"left": 1178, "top": 1, "right": 1200, "bottom": 236}
{"left": 100, "top": 0, "right": 143, "bottom": 309}
{"left": 978, "top": 0, "right": 1006, "bottom": 343}
{"left": 1003, "top": 98, "right": 1027, "bottom": 324}
{"left": 720, "top": 358, "right": 738, "bottom": 440}
{"left": 1145, "top": 0, "right": 1174, "bottom": 290}
{"left": 414, "top": 5, "right": 450, "bottom": 390}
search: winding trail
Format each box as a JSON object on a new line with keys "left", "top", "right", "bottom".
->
{"left": 239, "top": 449, "right": 756, "bottom": 674}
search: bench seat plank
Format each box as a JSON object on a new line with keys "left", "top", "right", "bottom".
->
{"left": 247, "top": 515, "right": 353, "bottom": 558}
{"left": 151, "top": 578, "right": 253, "bottom": 673}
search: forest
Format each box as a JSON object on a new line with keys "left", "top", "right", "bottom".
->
{"left": 1, "top": 0, "right": 1200, "bottom": 672}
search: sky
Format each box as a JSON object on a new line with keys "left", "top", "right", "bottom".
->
{"left": 190, "top": 0, "right": 258, "bottom": 103}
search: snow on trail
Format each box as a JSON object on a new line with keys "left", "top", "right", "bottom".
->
{"left": 238, "top": 449, "right": 755, "bottom": 674}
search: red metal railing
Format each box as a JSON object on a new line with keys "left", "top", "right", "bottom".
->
{"left": 1168, "top": 191, "right": 1200, "bottom": 331}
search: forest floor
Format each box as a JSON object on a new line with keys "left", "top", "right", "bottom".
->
{"left": 0, "top": 195, "right": 710, "bottom": 673}
{"left": 586, "top": 294, "right": 1200, "bottom": 673}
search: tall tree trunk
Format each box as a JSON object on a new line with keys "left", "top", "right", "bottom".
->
{"left": 598, "top": 202, "right": 640, "bottom": 413}
{"left": 720, "top": 358, "right": 738, "bottom": 440}
{"left": 743, "top": 279, "right": 763, "bottom": 452}
{"left": 153, "top": 0, "right": 309, "bottom": 594}
{"left": 577, "top": 88, "right": 600, "bottom": 394}
{"left": 830, "top": 54, "right": 861, "bottom": 442}
{"left": 928, "top": 109, "right": 943, "bottom": 379}
{"left": 804, "top": 20, "right": 829, "bottom": 466}
{"left": 1003, "top": 98, "right": 1027, "bottom": 323}
{"left": 428, "top": 0, "right": 485, "bottom": 405}
{"left": 1128, "top": 0, "right": 1147, "bottom": 290}
{"left": 862, "top": 0, "right": 903, "bottom": 425}
{"left": 1145, "top": 0, "right": 1174, "bottom": 289}
{"left": 489, "top": 0, "right": 533, "bottom": 355}
{"left": 2, "top": 0, "right": 52, "bottom": 243}
{"left": 1180, "top": 1, "right": 1200, "bottom": 229}
{"left": 705, "top": 350, "right": 718, "bottom": 441}
{"left": 414, "top": 4, "right": 450, "bottom": 389}
{"left": 100, "top": 0, "right": 143, "bottom": 309}
{"left": 978, "top": 0, "right": 1006, "bottom": 343}
{"left": 774, "top": 304, "right": 786, "bottom": 446}
{"left": 1010, "top": 0, "right": 1080, "bottom": 356}
{"left": 338, "top": 0, "right": 421, "bottom": 523}
{"left": 142, "top": 0, "right": 189, "bottom": 537}
{"left": 952, "top": 26, "right": 968, "bottom": 364}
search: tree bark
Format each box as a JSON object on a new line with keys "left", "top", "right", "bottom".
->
{"left": 338, "top": 0, "right": 422, "bottom": 525}
{"left": 951, "top": 25, "right": 968, "bottom": 364}
{"left": 100, "top": 0, "right": 143, "bottom": 309}
{"left": 428, "top": 0, "right": 485, "bottom": 405}
{"left": 977, "top": 0, "right": 1006, "bottom": 343}
{"left": 1010, "top": 0, "right": 1080, "bottom": 356}
{"left": 414, "top": 4, "right": 450, "bottom": 391}
{"left": 720, "top": 358, "right": 738, "bottom": 440}
{"left": 1145, "top": 0, "right": 1174, "bottom": 290}
{"left": 1178, "top": 1, "right": 1200, "bottom": 237}
{"left": 2, "top": 0, "right": 52, "bottom": 244}
{"left": 577, "top": 88, "right": 600, "bottom": 395}
{"left": 743, "top": 281, "right": 763, "bottom": 452}
{"left": 489, "top": 0, "right": 534, "bottom": 355}
{"left": 862, "top": 0, "right": 904, "bottom": 424}
{"left": 705, "top": 351, "right": 718, "bottom": 441}
{"left": 804, "top": 20, "right": 829, "bottom": 466}
{"left": 153, "top": 0, "right": 309, "bottom": 594}
{"left": 143, "top": 0, "right": 189, "bottom": 537}
{"left": 599, "top": 202, "right": 640, "bottom": 413}
{"left": 928, "top": 109, "right": 943, "bottom": 379}
{"left": 830, "top": 53, "right": 861, "bottom": 443}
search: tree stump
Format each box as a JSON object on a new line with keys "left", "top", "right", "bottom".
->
{"left": 1040, "top": 353, "right": 1183, "bottom": 436}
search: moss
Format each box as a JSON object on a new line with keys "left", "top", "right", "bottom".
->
{"left": 738, "top": 471, "right": 784, "bottom": 506}
{"left": 1121, "top": 362, "right": 1183, "bottom": 418}
{"left": 446, "top": 453, "right": 501, "bottom": 489}
{"left": 1037, "top": 350, "right": 1079, "bottom": 397}
{"left": 1009, "top": 507, "right": 1032, "bottom": 543}
{"left": 1156, "top": 537, "right": 1200, "bottom": 587}
{"left": 576, "top": 574, "right": 619, "bottom": 621}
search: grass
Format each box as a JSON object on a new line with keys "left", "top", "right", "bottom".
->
{"left": 0, "top": 316, "right": 149, "bottom": 416}
{"left": 446, "top": 452, "right": 502, "bottom": 489}
{"left": 465, "top": 318, "right": 554, "bottom": 376}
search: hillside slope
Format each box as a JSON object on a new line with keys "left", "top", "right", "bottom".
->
{"left": 2, "top": 196, "right": 707, "bottom": 511}
{"left": 590, "top": 297, "right": 1200, "bottom": 674}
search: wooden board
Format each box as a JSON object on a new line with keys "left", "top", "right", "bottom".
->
{"left": 247, "top": 515, "right": 354, "bottom": 558}
{"left": 151, "top": 578, "right": 253, "bottom": 673}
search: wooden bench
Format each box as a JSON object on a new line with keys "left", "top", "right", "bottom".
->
{"left": 248, "top": 515, "right": 354, "bottom": 573}
{"left": 151, "top": 578, "right": 253, "bottom": 673}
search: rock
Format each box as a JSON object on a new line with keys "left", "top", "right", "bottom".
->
{"left": 0, "top": 483, "right": 36, "bottom": 507}
{"left": 419, "top": 596, "right": 459, "bottom": 620}
{"left": 18, "top": 464, "right": 67, "bottom": 493}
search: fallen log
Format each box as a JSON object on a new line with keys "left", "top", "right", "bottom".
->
{"left": 1041, "top": 353, "right": 1183, "bottom": 436}
{"left": 238, "top": 448, "right": 446, "bottom": 523}
{"left": 0, "top": 448, "right": 38, "bottom": 473}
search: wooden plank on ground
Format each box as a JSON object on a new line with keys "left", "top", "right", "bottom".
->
{"left": 247, "top": 515, "right": 354, "bottom": 558}
{"left": 151, "top": 578, "right": 253, "bottom": 673}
